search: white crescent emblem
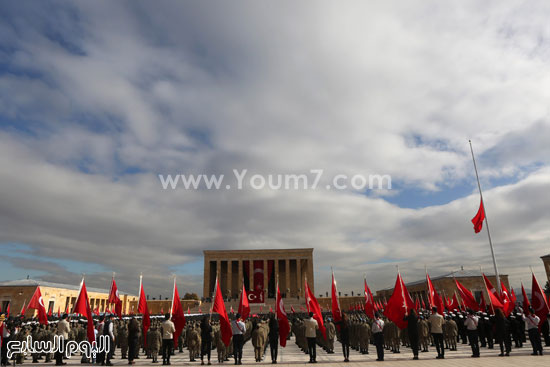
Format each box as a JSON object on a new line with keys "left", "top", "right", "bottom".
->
{"left": 278, "top": 298, "right": 286, "bottom": 317}
{"left": 248, "top": 293, "right": 257, "bottom": 301}
{"left": 38, "top": 296, "right": 45, "bottom": 308}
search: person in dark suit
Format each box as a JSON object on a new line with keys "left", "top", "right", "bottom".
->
{"left": 335, "top": 313, "right": 351, "bottom": 362}
{"left": 128, "top": 316, "right": 140, "bottom": 365}
{"left": 404, "top": 309, "right": 420, "bottom": 360}
{"left": 268, "top": 314, "right": 279, "bottom": 364}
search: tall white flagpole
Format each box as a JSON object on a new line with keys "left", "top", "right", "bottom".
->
{"left": 469, "top": 140, "right": 501, "bottom": 293}
{"left": 170, "top": 276, "right": 176, "bottom": 318}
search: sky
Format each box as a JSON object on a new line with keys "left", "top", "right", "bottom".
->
{"left": 1, "top": 0, "right": 550, "bottom": 298}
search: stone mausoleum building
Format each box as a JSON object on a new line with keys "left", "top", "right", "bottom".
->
{"left": 203, "top": 248, "right": 314, "bottom": 301}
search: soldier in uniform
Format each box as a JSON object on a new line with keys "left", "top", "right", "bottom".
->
{"left": 444, "top": 316, "right": 458, "bottom": 351}
{"left": 419, "top": 315, "right": 430, "bottom": 352}
{"left": 187, "top": 324, "right": 201, "bottom": 362}
{"left": 148, "top": 325, "right": 162, "bottom": 363}
{"left": 325, "top": 319, "right": 336, "bottom": 354}
{"left": 117, "top": 321, "right": 129, "bottom": 359}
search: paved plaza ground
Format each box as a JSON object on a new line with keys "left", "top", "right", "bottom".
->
{"left": 51, "top": 336, "right": 549, "bottom": 367}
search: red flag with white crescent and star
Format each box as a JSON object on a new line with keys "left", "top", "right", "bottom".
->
{"left": 364, "top": 278, "right": 375, "bottom": 319}
{"left": 137, "top": 277, "right": 151, "bottom": 347}
{"left": 331, "top": 271, "right": 342, "bottom": 324}
{"left": 531, "top": 272, "right": 550, "bottom": 325}
{"left": 238, "top": 283, "right": 250, "bottom": 320}
{"left": 73, "top": 280, "right": 95, "bottom": 343}
{"left": 108, "top": 277, "right": 123, "bottom": 319}
{"left": 521, "top": 283, "right": 530, "bottom": 309}
{"left": 383, "top": 273, "right": 415, "bottom": 329}
{"left": 28, "top": 287, "right": 48, "bottom": 325}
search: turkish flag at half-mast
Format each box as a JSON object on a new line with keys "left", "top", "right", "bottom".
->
{"left": 384, "top": 273, "right": 415, "bottom": 329}
{"left": 212, "top": 276, "right": 232, "bottom": 346}
{"left": 73, "top": 280, "right": 95, "bottom": 343}
{"left": 137, "top": 277, "right": 151, "bottom": 347}
{"left": 304, "top": 279, "right": 326, "bottom": 339}
{"left": 471, "top": 199, "right": 485, "bottom": 233}
{"left": 454, "top": 279, "right": 479, "bottom": 312}
{"left": 28, "top": 286, "right": 48, "bottom": 325}
{"left": 331, "top": 271, "right": 342, "bottom": 324}
{"left": 364, "top": 278, "right": 375, "bottom": 319}
{"left": 275, "top": 283, "right": 290, "bottom": 347}
{"left": 531, "top": 272, "right": 550, "bottom": 324}
{"left": 521, "top": 283, "right": 531, "bottom": 309}
{"left": 238, "top": 283, "right": 250, "bottom": 320}
{"left": 108, "top": 277, "right": 123, "bottom": 319}
{"left": 171, "top": 280, "right": 186, "bottom": 349}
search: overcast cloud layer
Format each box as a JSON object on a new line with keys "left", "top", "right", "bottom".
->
{"left": 1, "top": 0, "right": 550, "bottom": 296}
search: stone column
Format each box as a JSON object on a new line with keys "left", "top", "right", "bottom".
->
{"left": 307, "top": 258, "right": 314, "bottom": 294}
{"left": 204, "top": 258, "right": 210, "bottom": 299}
{"left": 263, "top": 259, "right": 268, "bottom": 299}
{"left": 249, "top": 259, "right": 254, "bottom": 292}
{"left": 227, "top": 260, "right": 233, "bottom": 299}
{"left": 216, "top": 260, "right": 222, "bottom": 295}
{"left": 274, "top": 258, "right": 279, "bottom": 288}
{"left": 238, "top": 260, "right": 243, "bottom": 291}
{"left": 285, "top": 259, "right": 291, "bottom": 296}
{"left": 296, "top": 258, "right": 302, "bottom": 298}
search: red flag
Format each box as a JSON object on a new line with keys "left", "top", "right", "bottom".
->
{"left": 93, "top": 306, "right": 100, "bottom": 316}
{"left": 455, "top": 279, "right": 479, "bottom": 311}
{"left": 521, "top": 283, "right": 531, "bottom": 309}
{"left": 160, "top": 308, "right": 164, "bottom": 315}
{"left": 187, "top": 306, "right": 190, "bottom": 315}
{"left": 269, "top": 306, "right": 273, "bottom": 313}
{"left": 171, "top": 280, "right": 186, "bottom": 349}
{"left": 531, "top": 273, "right": 550, "bottom": 325}
{"left": 364, "top": 278, "right": 375, "bottom": 319}
{"left": 426, "top": 274, "right": 444, "bottom": 314}
{"left": 510, "top": 288, "right": 517, "bottom": 305}
{"left": 415, "top": 297, "right": 420, "bottom": 311}
{"left": 73, "top": 280, "right": 95, "bottom": 343}
{"left": 6, "top": 303, "right": 10, "bottom": 318}
{"left": 479, "top": 292, "right": 487, "bottom": 312}
{"left": 108, "top": 277, "right": 123, "bottom": 320}
{"left": 64, "top": 302, "right": 69, "bottom": 315}
{"left": 421, "top": 299, "right": 426, "bottom": 310}
{"left": 260, "top": 305, "right": 263, "bottom": 313}
{"left": 471, "top": 199, "right": 485, "bottom": 233}
{"left": 291, "top": 306, "right": 296, "bottom": 313}
{"left": 482, "top": 274, "right": 504, "bottom": 311}
{"left": 275, "top": 283, "right": 290, "bottom": 347}
{"left": 212, "top": 276, "right": 232, "bottom": 346}
{"left": 331, "top": 271, "right": 342, "bottom": 324}
{"left": 384, "top": 273, "right": 415, "bottom": 329}
{"left": 448, "top": 294, "right": 460, "bottom": 311}
{"left": 300, "top": 306, "right": 306, "bottom": 312}
{"left": 57, "top": 307, "right": 60, "bottom": 318}
{"left": 28, "top": 287, "right": 48, "bottom": 325}
{"left": 230, "top": 306, "right": 234, "bottom": 314}
{"left": 47, "top": 305, "right": 52, "bottom": 317}
{"left": 20, "top": 299, "right": 27, "bottom": 317}
{"left": 500, "top": 282, "right": 514, "bottom": 316}
{"left": 238, "top": 283, "right": 250, "bottom": 320}
{"left": 198, "top": 307, "right": 202, "bottom": 314}
{"left": 304, "top": 279, "right": 326, "bottom": 339}
{"left": 137, "top": 277, "right": 151, "bottom": 347}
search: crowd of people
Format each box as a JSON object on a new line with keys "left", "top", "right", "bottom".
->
{"left": 0, "top": 304, "right": 549, "bottom": 365}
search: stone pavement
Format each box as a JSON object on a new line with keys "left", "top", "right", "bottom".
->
{"left": 59, "top": 337, "right": 548, "bottom": 366}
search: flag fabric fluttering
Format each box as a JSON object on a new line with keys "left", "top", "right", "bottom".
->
{"left": 212, "top": 276, "right": 232, "bottom": 346}
{"left": 471, "top": 199, "right": 485, "bottom": 233}
{"left": 238, "top": 283, "right": 250, "bottom": 321}
{"left": 108, "top": 277, "right": 123, "bottom": 319}
{"left": 426, "top": 273, "right": 444, "bottom": 314}
{"left": 521, "top": 283, "right": 531, "bottom": 309}
{"left": 331, "top": 271, "right": 342, "bottom": 325}
{"left": 384, "top": 273, "right": 415, "bottom": 329}
{"left": 171, "top": 279, "right": 186, "bottom": 349}
{"left": 27, "top": 287, "right": 48, "bottom": 325}
{"left": 137, "top": 277, "right": 151, "bottom": 348}
{"left": 73, "top": 280, "right": 95, "bottom": 343}
{"left": 304, "top": 279, "right": 326, "bottom": 339}
{"left": 479, "top": 292, "right": 487, "bottom": 312}
{"left": 455, "top": 279, "right": 479, "bottom": 311}
{"left": 531, "top": 272, "right": 550, "bottom": 325}
{"left": 275, "top": 283, "right": 290, "bottom": 347}
{"left": 20, "top": 299, "right": 27, "bottom": 318}
{"left": 499, "top": 282, "right": 514, "bottom": 316}
{"left": 482, "top": 274, "right": 504, "bottom": 311}
{"left": 364, "top": 278, "right": 375, "bottom": 319}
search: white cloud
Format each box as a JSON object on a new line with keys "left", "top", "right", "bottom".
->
{"left": 0, "top": 0, "right": 549, "bottom": 295}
